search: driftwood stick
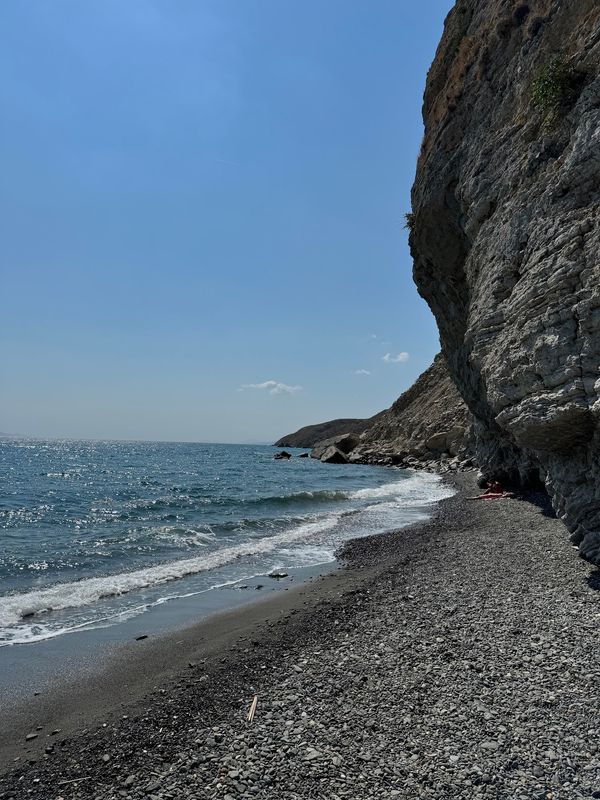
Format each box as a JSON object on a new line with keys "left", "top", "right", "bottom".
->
{"left": 58, "top": 777, "right": 92, "bottom": 786}
{"left": 247, "top": 694, "right": 258, "bottom": 723}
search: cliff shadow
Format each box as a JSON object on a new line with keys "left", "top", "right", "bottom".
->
{"left": 586, "top": 570, "right": 600, "bottom": 591}
{"left": 513, "top": 489, "right": 557, "bottom": 519}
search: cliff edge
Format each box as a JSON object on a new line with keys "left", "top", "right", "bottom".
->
{"left": 411, "top": 0, "right": 600, "bottom": 560}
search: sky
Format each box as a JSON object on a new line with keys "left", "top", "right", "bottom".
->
{"left": 1, "top": 0, "right": 454, "bottom": 444}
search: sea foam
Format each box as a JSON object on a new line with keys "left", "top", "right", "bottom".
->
{"left": 0, "top": 515, "right": 339, "bottom": 634}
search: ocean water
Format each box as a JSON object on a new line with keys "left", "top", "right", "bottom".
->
{"left": 0, "top": 439, "right": 453, "bottom": 646}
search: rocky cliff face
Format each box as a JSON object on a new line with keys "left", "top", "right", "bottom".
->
{"left": 276, "top": 354, "right": 475, "bottom": 471}
{"left": 349, "top": 353, "right": 475, "bottom": 471}
{"left": 411, "top": 0, "right": 600, "bottom": 560}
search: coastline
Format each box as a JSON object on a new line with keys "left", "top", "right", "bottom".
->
{"left": 2, "top": 473, "right": 600, "bottom": 798}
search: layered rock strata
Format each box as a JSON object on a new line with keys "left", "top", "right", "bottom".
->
{"left": 411, "top": 0, "right": 600, "bottom": 560}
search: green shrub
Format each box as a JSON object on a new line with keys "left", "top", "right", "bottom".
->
{"left": 404, "top": 212, "right": 414, "bottom": 232}
{"left": 531, "top": 57, "right": 575, "bottom": 128}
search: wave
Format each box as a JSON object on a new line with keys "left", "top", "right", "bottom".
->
{"left": 245, "top": 489, "right": 349, "bottom": 506}
{"left": 0, "top": 575, "right": 257, "bottom": 646}
{"left": 0, "top": 470, "right": 456, "bottom": 645}
{"left": 150, "top": 525, "right": 216, "bottom": 547}
{"left": 0, "top": 515, "right": 340, "bottom": 633}
{"left": 350, "top": 472, "right": 454, "bottom": 503}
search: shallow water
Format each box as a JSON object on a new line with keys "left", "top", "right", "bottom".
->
{"left": 0, "top": 439, "right": 454, "bottom": 645}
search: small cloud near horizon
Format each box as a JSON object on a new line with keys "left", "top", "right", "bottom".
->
{"left": 382, "top": 352, "right": 409, "bottom": 364}
{"left": 354, "top": 369, "right": 371, "bottom": 375}
{"left": 240, "top": 380, "right": 302, "bottom": 396}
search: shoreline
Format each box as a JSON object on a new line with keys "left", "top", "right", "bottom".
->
{"left": 3, "top": 473, "right": 600, "bottom": 798}
{"left": 0, "top": 475, "right": 458, "bottom": 773}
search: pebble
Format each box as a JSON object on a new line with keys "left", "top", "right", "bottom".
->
{"left": 3, "top": 478, "right": 600, "bottom": 799}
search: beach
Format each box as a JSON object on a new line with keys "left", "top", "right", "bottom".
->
{"left": 2, "top": 473, "right": 600, "bottom": 798}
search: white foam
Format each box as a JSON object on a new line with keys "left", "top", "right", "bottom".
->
{"left": 150, "top": 525, "right": 216, "bottom": 546}
{"left": 0, "top": 574, "right": 259, "bottom": 645}
{"left": 350, "top": 471, "right": 454, "bottom": 503}
{"left": 0, "top": 515, "right": 340, "bottom": 631}
{"left": 0, "top": 470, "right": 456, "bottom": 646}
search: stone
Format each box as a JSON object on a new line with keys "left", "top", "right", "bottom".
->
{"left": 319, "top": 446, "right": 348, "bottom": 464}
{"left": 411, "top": 0, "right": 600, "bottom": 562}
{"left": 480, "top": 741, "right": 500, "bottom": 751}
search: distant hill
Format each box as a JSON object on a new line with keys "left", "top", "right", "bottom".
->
{"left": 274, "top": 414, "right": 384, "bottom": 448}
{"left": 274, "top": 354, "right": 474, "bottom": 468}
{"left": 350, "top": 353, "right": 471, "bottom": 460}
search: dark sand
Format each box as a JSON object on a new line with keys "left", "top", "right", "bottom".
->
{"left": 0, "top": 563, "right": 332, "bottom": 715}
{"left": 2, "top": 474, "right": 600, "bottom": 799}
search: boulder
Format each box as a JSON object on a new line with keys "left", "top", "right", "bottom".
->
{"left": 274, "top": 451, "right": 292, "bottom": 460}
{"left": 311, "top": 433, "right": 360, "bottom": 460}
{"left": 425, "top": 431, "right": 450, "bottom": 451}
{"left": 425, "top": 426, "right": 466, "bottom": 452}
{"left": 320, "top": 446, "right": 348, "bottom": 464}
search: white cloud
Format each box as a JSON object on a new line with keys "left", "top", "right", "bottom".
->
{"left": 240, "top": 380, "right": 302, "bottom": 396}
{"left": 382, "top": 352, "right": 409, "bottom": 364}
{"left": 354, "top": 369, "right": 371, "bottom": 375}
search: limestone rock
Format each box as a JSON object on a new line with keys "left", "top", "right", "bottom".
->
{"left": 411, "top": 0, "right": 600, "bottom": 561}
{"left": 311, "top": 433, "right": 360, "bottom": 460}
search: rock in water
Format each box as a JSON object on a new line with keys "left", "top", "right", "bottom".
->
{"left": 274, "top": 451, "right": 292, "bottom": 460}
{"left": 410, "top": 1, "right": 600, "bottom": 562}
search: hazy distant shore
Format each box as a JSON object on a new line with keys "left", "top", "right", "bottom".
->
{"left": 2, "top": 475, "right": 600, "bottom": 798}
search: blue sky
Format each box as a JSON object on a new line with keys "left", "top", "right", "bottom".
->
{"left": 1, "top": 0, "right": 453, "bottom": 443}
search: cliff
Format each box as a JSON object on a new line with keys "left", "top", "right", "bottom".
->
{"left": 276, "top": 354, "right": 474, "bottom": 471}
{"left": 411, "top": 1, "right": 600, "bottom": 561}
{"left": 349, "top": 353, "right": 474, "bottom": 470}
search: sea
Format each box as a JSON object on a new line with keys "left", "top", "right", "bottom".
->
{"left": 0, "top": 438, "right": 454, "bottom": 647}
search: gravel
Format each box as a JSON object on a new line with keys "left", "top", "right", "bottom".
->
{"left": 2, "top": 474, "right": 600, "bottom": 799}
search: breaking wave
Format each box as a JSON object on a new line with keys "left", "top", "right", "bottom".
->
{"left": 0, "top": 436, "right": 455, "bottom": 646}
{"left": 0, "top": 516, "right": 339, "bottom": 634}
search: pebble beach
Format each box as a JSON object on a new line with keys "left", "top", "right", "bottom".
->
{"left": 2, "top": 474, "right": 600, "bottom": 799}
